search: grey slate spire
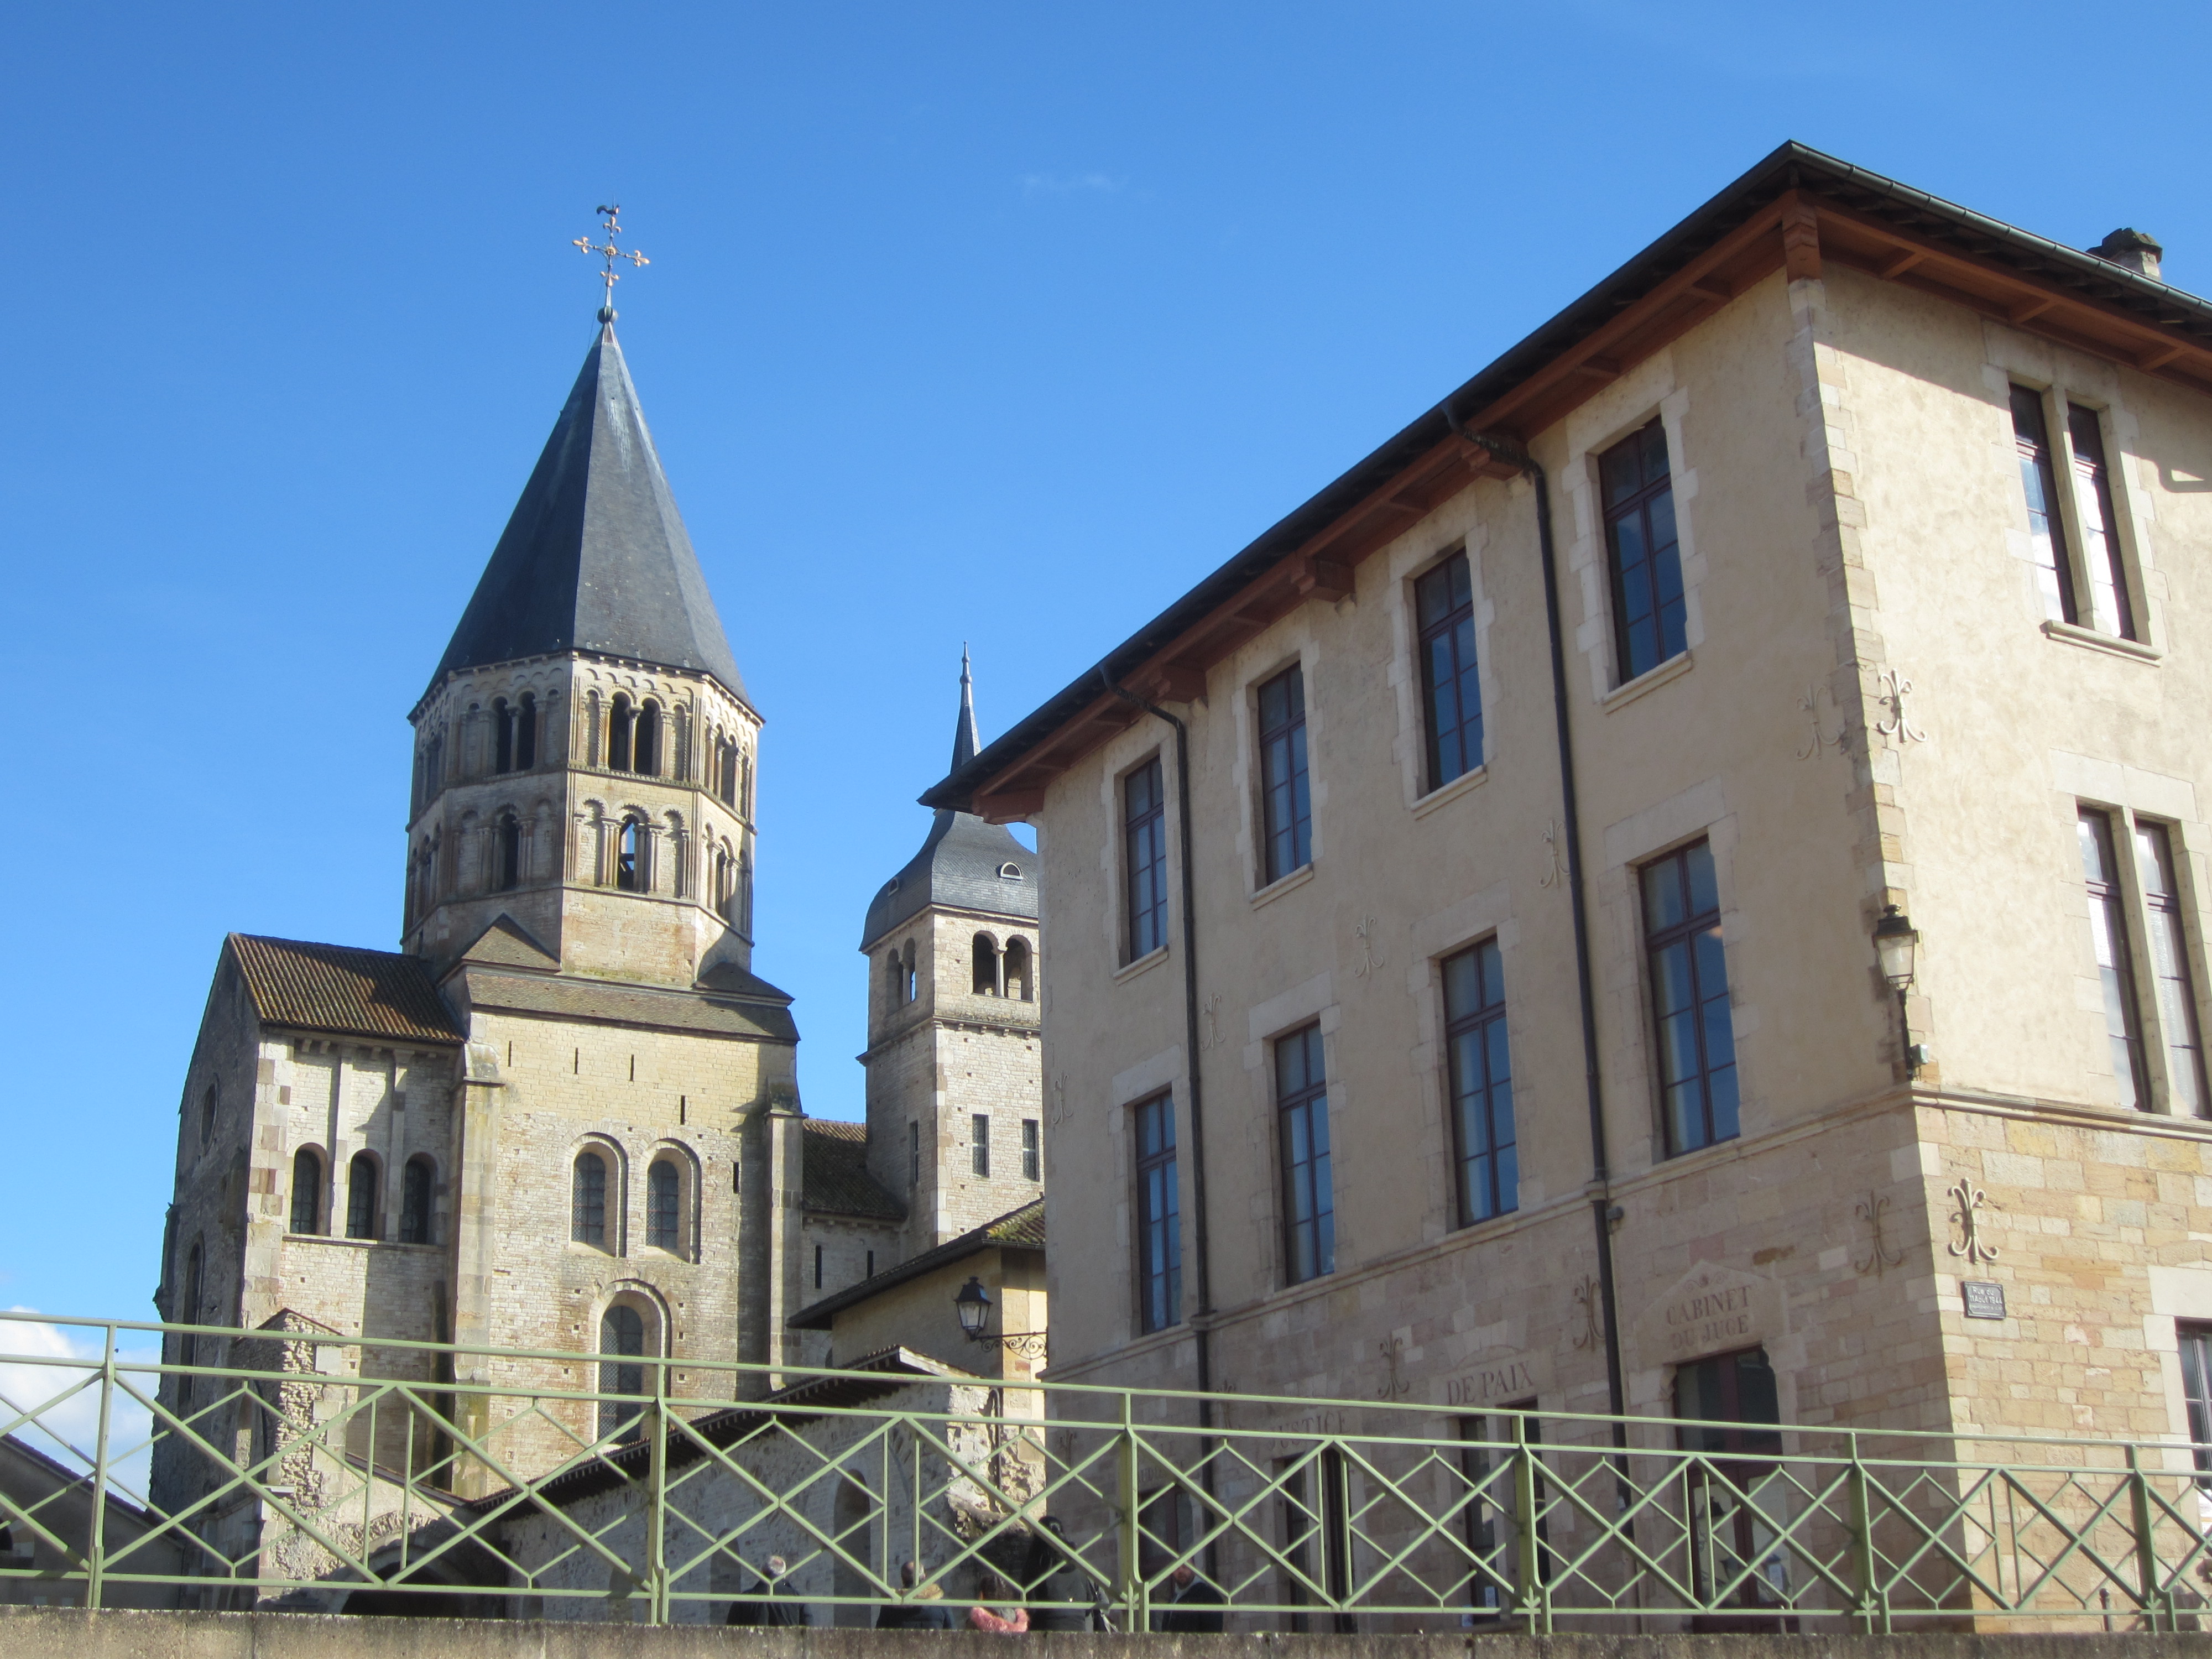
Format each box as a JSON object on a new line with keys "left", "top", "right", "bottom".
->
{"left": 952, "top": 644, "right": 980, "bottom": 771}
{"left": 862, "top": 652, "right": 1036, "bottom": 948}
{"left": 427, "top": 324, "right": 746, "bottom": 701}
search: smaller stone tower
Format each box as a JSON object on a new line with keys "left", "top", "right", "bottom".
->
{"left": 859, "top": 654, "right": 1044, "bottom": 1260}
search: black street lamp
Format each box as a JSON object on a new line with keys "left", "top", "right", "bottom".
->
{"left": 953, "top": 1276, "right": 1047, "bottom": 1360}
{"left": 1873, "top": 904, "right": 1923, "bottom": 1075}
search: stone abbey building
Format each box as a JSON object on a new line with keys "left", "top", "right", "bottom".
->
{"left": 149, "top": 314, "right": 1041, "bottom": 1514}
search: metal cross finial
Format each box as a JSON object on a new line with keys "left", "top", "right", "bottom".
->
{"left": 573, "top": 204, "right": 649, "bottom": 321}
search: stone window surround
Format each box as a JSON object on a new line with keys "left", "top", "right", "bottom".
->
{"left": 1238, "top": 971, "right": 1344, "bottom": 1297}
{"left": 2048, "top": 752, "right": 2210, "bottom": 1118}
{"left": 1594, "top": 779, "right": 1756, "bottom": 1175}
{"left": 1557, "top": 358, "right": 1707, "bottom": 703}
{"left": 1383, "top": 517, "right": 1502, "bottom": 814}
{"left": 1110, "top": 1044, "right": 1187, "bottom": 1343}
{"left": 642, "top": 1140, "right": 703, "bottom": 1263}
{"left": 1094, "top": 738, "right": 1174, "bottom": 972}
{"left": 593, "top": 1279, "right": 672, "bottom": 1364}
{"left": 2145, "top": 1265, "right": 2212, "bottom": 1469}
{"left": 1981, "top": 330, "right": 2166, "bottom": 657}
{"left": 571, "top": 1133, "right": 631, "bottom": 1257}
{"left": 1401, "top": 880, "right": 1530, "bottom": 1242}
{"left": 1231, "top": 635, "right": 1325, "bottom": 898}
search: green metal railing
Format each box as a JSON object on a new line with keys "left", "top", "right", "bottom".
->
{"left": 3, "top": 1309, "right": 2209, "bottom": 1630}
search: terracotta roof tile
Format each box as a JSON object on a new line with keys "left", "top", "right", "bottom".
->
{"left": 228, "top": 935, "right": 464, "bottom": 1045}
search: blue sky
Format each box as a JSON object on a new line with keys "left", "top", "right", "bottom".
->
{"left": 6, "top": 0, "right": 2208, "bottom": 1322}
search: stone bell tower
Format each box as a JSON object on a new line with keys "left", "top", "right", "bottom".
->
{"left": 859, "top": 654, "right": 1045, "bottom": 1259}
{"left": 401, "top": 320, "right": 760, "bottom": 989}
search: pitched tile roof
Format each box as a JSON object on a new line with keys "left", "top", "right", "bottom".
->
{"left": 228, "top": 935, "right": 464, "bottom": 1045}
{"left": 790, "top": 1198, "right": 1044, "bottom": 1329}
{"left": 801, "top": 1119, "right": 905, "bottom": 1220}
{"left": 450, "top": 965, "right": 797, "bottom": 1044}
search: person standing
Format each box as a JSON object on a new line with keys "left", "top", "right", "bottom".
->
{"left": 727, "top": 1554, "right": 813, "bottom": 1627}
{"left": 877, "top": 1560, "right": 957, "bottom": 1631}
{"left": 1154, "top": 1562, "right": 1225, "bottom": 1634}
{"left": 1024, "top": 1517, "right": 1102, "bottom": 1632}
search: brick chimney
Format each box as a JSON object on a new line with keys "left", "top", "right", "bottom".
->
{"left": 2092, "top": 227, "right": 2163, "bottom": 282}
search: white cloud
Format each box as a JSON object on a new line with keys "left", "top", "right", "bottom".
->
{"left": 0, "top": 1312, "right": 159, "bottom": 1506}
{"left": 1019, "top": 171, "right": 1128, "bottom": 199}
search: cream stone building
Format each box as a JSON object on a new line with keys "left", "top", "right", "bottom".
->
{"left": 926, "top": 140, "right": 2212, "bottom": 1531}
{"left": 147, "top": 312, "right": 1036, "bottom": 1548}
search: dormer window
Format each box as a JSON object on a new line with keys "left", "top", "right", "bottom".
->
{"left": 999, "top": 862, "right": 1022, "bottom": 879}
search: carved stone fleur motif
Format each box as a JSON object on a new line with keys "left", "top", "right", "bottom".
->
{"left": 1353, "top": 917, "right": 1385, "bottom": 979}
{"left": 1571, "top": 1274, "right": 1603, "bottom": 1351}
{"left": 1374, "top": 1334, "right": 1411, "bottom": 1400}
{"left": 1047, "top": 1073, "right": 1074, "bottom": 1131}
{"left": 1854, "top": 1190, "right": 1902, "bottom": 1277}
{"left": 1197, "top": 993, "right": 1223, "bottom": 1052}
{"left": 1946, "top": 1177, "right": 1998, "bottom": 1267}
{"left": 1539, "top": 819, "right": 1566, "bottom": 890}
{"left": 1796, "top": 682, "right": 1849, "bottom": 760}
{"left": 1873, "top": 666, "right": 1928, "bottom": 744}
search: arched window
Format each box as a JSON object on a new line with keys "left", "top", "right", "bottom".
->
{"left": 737, "top": 845, "right": 753, "bottom": 937}
{"left": 399, "top": 1156, "right": 434, "bottom": 1244}
{"left": 290, "top": 1148, "right": 322, "bottom": 1235}
{"left": 572, "top": 1151, "right": 608, "bottom": 1246}
{"left": 886, "top": 951, "right": 905, "bottom": 1007}
{"left": 740, "top": 752, "right": 754, "bottom": 818}
{"left": 902, "top": 940, "right": 918, "bottom": 1004}
{"left": 634, "top": 701, "right": 661, "bottom": 776}
{"left": 346, "top": 1153, "right": 379, "bottom": 1239}
{"left": 200, "top": 1085, "right": 217, "bottom": 1146}
{"left": 177, "top": 1240, "right": 204, "bottom": 1411}
{"left": 617, "top": 817, "right": 646, "bottom": 892}
{"left": 497, "top": 811, "right": 521, "bottom": 892}
{"left": 718, "top": 737, "right": 738, "bottom": 806}
{"left": 598, "top": 1304, "right": 647, "bottom": 1445}
{"left": 493, "top": 698, "right": 514, "bottom": 773}
{"left": 646, "top": 1160, "right": 680, "bottom": 1252}
{"left": 516, "top": 693, "right": 538, "bottom": 769}
{"left": 609, "top": 695, "right": 634, "bottom": 773}
{"left": 1004, "top": 937, "right": 1033, "bottom": 1002}
{"left": 972, "top": 933, "right": 1001, "bottom": 996}
{"left": 713, "top": 847, "right": 731, "bottom": 919}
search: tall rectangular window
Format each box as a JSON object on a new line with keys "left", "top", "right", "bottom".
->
{"left": 1134, "top": 1094, "right": 1182, "bottom": 1334}
{"left": 1644, "top": 841, "right": 1739, "bottom": 1156}
{"left": 1416, "top": 552, "right": 1483, "bottom": 791}
{"left": 1276, "top": 1024, "right": 1335, "bottom": 1284}
{"left": 1458, "top": 1410, "right": 1547, "bottom": 1619}
{"left": 1124, "top": 758, "right": 1168, "bottom": 960}
{"left": 2012, "top": 384, "right": 2078, "bottom": 627}
{"left": 1279, "top": 1449, "right": 1352, "bottom": 1633}
{"left": 2180, "top": 1323, "right": 2212, "bottom": 1479}
{"left": 1258, "top": 665, "right": 1312, "bottom": 884}
{"left": 1600, "top": 420, "right": 1685, "bottom": 682}
{"left": 909, "top": 1120, "right": 920, "bottom": 1188}
{"left": 813, "top": 1244, "right": 824, "bottom": 1290}
{"left": 2067, "top": 405, "right": 2136, "bottom": 639}
{"left": 1444, "top": 940, "right": 1517, "bottom": 1225}
{"left": 2081, "top": 808, "right": 2151, "bottom": 1110}
{"left": 1021, "top": 1118, "right": 1041, "bottom": 1182}
{"left": 971, "top": 1114, "right": 991, "bottom": 1177}
{"left": 2137, "top": 821, "right": 2207, "bottom": 1115}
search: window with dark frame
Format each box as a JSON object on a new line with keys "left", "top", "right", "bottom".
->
{"left": 1021, "top": 1118, "right": 1040, "bottom": 1182}
{"left": 1444, "top": 939, "right": 1517, "bottom": 1226}
{"left": 1457, "top": 1409, "right": 1548, "bottom": 1618}
{"left": 617, "top": 817, "right": 645, "bottom": 892}
{"left": 1643, "top": 841, "right": 1739, "bottom": 1156}
{"left": 572, "top": 1150, "right": 608, "bottom": 1246}
{"left": 647, "top": 1160, "right": 680, "bottom": 1251}
{"left": 1279, "top": 1448, "right": 1353, "bottom": 1634}
{"left": 289, "top": 1148, "right": 321, "bottom": 1235}
{"left": 971, "top": 1113, "right": 990, "bottom": 1177}
{"left": 399, "top": 1156, "right": 434, "bottom": 1244}
{"left": 1276, "top": 1024, "right": 1335, "bottom": 1285}
{"left": 1258, "top": 665, "right": 1312, "bottom": 884}
{"left": 1599, "top": 421, "right": 1686, "bottom": 682}
{"left": 813, "top": 1244, "right": 824, "bottom": 1289}
{"left": 497, "top": 812, "right": 521, "bottom": 892}
{"left": 2180, "top": 1323, "right": 2212, "bottom": 1480}
{"left": 598, "top": 1305, "right": 646, "bottom": 1446}
{"left": 1673, "top": 1347, "right": 1790, "bottom": 1619}
{"left": 1134, "top": 1094, "right": 1181, "bottom": 1334}
{"left": 1416, "top": 552, "right": 1484, "bottom": 792}
{"left": 2080, "top": 808, "right": 2151, "bottom": 1110}
{"left": 909, "top": 1120, "right": 920, "bottom": 1189}
{"left": 345, "top": 1152, "right": 378, "bottom": 1240}
{"left": 2067, "top": 405, "right": 2136, "bottom": 639}
{"left": 2135, "top": 821, "right": 2207, "bottom": 1117}
{"left": 493, "top": 698, "right": 514, "bottom": 773}
{"left": 1125, "top": 758, "right": 1168, "bottom": 961}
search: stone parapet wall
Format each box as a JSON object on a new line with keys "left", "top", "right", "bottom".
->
{"left": 7, "top": 1610, "right": 2209, "bottom": 1658}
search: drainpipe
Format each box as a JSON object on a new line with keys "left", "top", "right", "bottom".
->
{"left": 1447, "top": 415, "right": 1630, "bottom": 1439}
{"left": 1101, "top": 674, "right": 1215, "bottom": 1422}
